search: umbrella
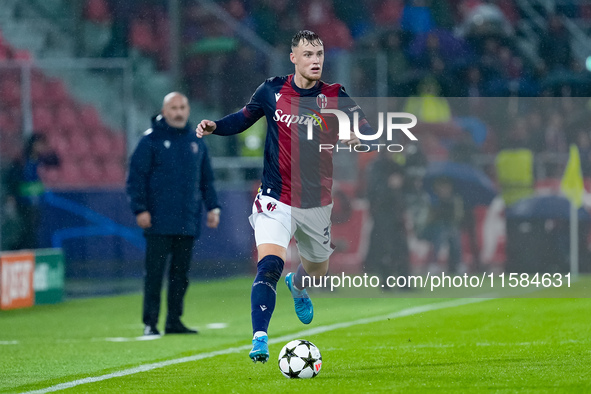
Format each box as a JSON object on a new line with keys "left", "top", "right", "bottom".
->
{"left": 424, "top": 161, "right": 497, "bottom": 206}
{"left": 506, "top": 194, "right": 591, "bottom": 221}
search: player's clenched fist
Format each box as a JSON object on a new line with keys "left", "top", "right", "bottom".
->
{"left": 196, "top": 120, "right": 216, "bottom": 138}
{"left": 340, "top": 130, "right": 361, "bottom": 147}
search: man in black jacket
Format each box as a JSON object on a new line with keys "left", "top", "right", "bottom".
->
{"left": 127, "top": 92, "right": 220, "bottom": 336}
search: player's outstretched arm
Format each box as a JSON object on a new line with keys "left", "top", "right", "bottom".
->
{"left": 196, "top": 120, "right": 217, "bottom": 138}
{"left": 340, "top": 130, "right": 361, "bottom": 147}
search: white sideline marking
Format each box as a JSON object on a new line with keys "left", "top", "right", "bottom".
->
{"left": 206, "top": 323, "right": 228, "bottom": 329}
{"left": 0, "top": 340, "right": 19, "bottom": 345}
{"left": 22, "top": 297, "right": 492, "bottom": 394}
{"left": 104, "top": 336, "right": 162, "bottom": 342}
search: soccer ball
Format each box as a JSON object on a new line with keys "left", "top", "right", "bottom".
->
{"left": 278, "top": 339, "right": 322, "bottom": 379}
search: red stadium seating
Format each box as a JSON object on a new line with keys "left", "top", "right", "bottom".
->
{"left": 84, "top": 0, "right": 112, "bottom": 23}
{"left": 54, "top": 102, "right": 79, "bottom": 134}
{"left": 0, "top": 28, "right": 128, "bottom": 188}
{"left": 44, "top": 79, "right": 69, "bottom": 105}
{"left": 32, "top": 105, "right": 54, "bottom": 133}
{"left": 102, "top": 158, "right": 126, "bottom": 184}
{"left": 0, "top": 110, "right": 21, "bottom": 136}
{"left": 68, "top": 130, "right": 92, "bottom": 158}
{"left": 0, "top": 77, "right": 21, "bottom": 107}
{"left": 79, "top": 105, "right": 101, "bottom": 130}
{"left": 89, "top": 130, "right": 112, "bottom": 158}
{"left": 79, "top": 158, "right": 104, "bottom": 184}
{"left": 130, "top": 20, "right": 158, "bottom": 54}
{"left": 57, "top": 160, "right": 83, "bottom": 186}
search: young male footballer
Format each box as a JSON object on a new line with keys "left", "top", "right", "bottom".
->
{"left": 197, "top": 30, "right": 374, "bottom": 363}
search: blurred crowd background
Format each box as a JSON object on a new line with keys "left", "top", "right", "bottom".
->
{"left": 1, "top": 0, "right": 590, "bottom": 285}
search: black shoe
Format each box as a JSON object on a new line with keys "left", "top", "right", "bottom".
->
{"left": 165, "top": 322, "right": 198, "bottom": 335}
{"left": 143, "top": 325, "right": 161, "bottom": 336}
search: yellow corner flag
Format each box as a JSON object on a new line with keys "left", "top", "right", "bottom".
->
{"left": 560, "top": 144, "right": 584, "bottom": 208}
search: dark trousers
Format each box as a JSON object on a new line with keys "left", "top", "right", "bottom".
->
{"left": 143, "top": 234, "right": 195, "bottom": 327}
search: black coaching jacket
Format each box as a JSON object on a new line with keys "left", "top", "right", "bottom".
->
{"left": 126, "top": 115, "right": 219, "bottom": 237}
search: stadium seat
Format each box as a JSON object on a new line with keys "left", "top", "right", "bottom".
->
{"left": 110, "top": 133, "right": 127, "bottom": 158}
{"left": 0, "top": 134, "right": 22, "bottom": 161}
{"left": 0, "top": 77, "right": 21, "bottom": 107}
{"left": 32, "top": 105, "right": 54, "bottom": 133}
{"left": 130, "top": 20, "right": 158, "bottom": 54}
{"left": 79, "top": 105, "right": 101, "bottom": 130}
{"left": 0, "top": 111, "right": 17, "bottom": 136}
{"left": 0, "top": 107, "right": 22, "bottom": 135}
{"left": 58, "top": 161, "right": 83, "bottom": 186}
{"left": 44, "top": 79, "right": 69, "bottom": 105}
{"left": 47, "top": 134, "right": 69, "bottom": 158}
{"left": 0, "top": 46, "right": 9, "bottom": 60}
{"left": 84, "top": 0, "right": 112, "bottom": 23}
{"left": 12, "top": 49, "right": 31, "bottom": 61}
{"left": 31, "top": 78, "right": 48, "bottom": 105}
{"left": 55, "top": 102, "right": 79, "bottom": 134}
{"left": 102, "top": 159, "right": 126, "bottom": 185}
{"left": 79, "top": 158, "right": 104, "bottom": 185}
{"left": 38, "top": 166, "right": 61, "bottom": 186}
{"left": 90, "top": 130, "right": 112, "bottom": 158}
{"left": 68, "top": 131, "right": 91, "bottom": 158}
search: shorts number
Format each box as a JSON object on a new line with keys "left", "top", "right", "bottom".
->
{"left": 323, "top": 226, "right": 330, "bottom": 245}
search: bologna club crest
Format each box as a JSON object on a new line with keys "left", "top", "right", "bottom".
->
{"left": 316, "top": 94, "right": 327, "bottom": 109}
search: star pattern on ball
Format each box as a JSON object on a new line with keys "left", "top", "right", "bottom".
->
{"left": 283, "top": 345, "right": 297, "bottom": 362}
{"left": 287, "top": 366, "right": 301, "bottom": 379}
{"left": 301, "top": 353, "right": 316, "bottom": 370}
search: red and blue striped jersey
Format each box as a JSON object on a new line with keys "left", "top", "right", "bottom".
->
{"left": 215, "top": 74, "right": 368, "bottom": 208}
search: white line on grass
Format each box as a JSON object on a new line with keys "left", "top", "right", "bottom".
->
{"left": 22, "top": 297, "right": 492, "bottom": 394}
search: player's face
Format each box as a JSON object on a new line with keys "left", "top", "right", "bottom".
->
{"left": 291, "top": 39, "right": 324, "bottom": 83}
{"left": 162, "top": 94, "right": 190, "bottom": 129}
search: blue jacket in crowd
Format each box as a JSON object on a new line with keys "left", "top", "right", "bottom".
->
{"left": 126, "top": 115, "right": 219, "bottom": 238}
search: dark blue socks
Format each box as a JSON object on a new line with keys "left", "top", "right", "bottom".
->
{"left": 251, "top": 255, "right": 284, "bottom": 335}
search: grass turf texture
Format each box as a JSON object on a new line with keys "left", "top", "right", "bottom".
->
{"left": 1, "top": 276, "right": 590, "bottom": 393}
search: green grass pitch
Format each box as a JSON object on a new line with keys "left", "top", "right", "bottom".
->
{"left": 1, "top": 276, "right": 590, "bottom": 393}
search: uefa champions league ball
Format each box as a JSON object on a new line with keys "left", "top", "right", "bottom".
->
{"left": 278, "top": 339, "right": 322, "bottom": 379}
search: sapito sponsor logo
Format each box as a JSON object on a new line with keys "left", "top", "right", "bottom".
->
{"left": 272, "top": 109, "right": 323, "bottom": 128}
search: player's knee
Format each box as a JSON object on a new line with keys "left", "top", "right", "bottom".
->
{"left": 256, "top": 255, "right": 285, "bottom": 284}
{"left": 302, "top": 258, "right": 329, "bottom": 277}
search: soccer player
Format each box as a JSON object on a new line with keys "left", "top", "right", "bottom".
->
{"left": 197, "top": 30, "right": 372, "bottom": 363}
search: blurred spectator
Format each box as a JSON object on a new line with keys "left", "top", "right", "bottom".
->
{"left": 400, "top": 0, "right": 434, "bottom": 35}
{"left": 301, "top": 0, "right": 354, "bottom": 51}
{"left": 525, "top": 111, "right": 545, "bottom": 153}
{"left": 539, "top": 15, "right": 573, "bottom": 72}
{"left": 372, "top": 0, "right": 404, "bottom": 28}
{"left": 544, "top": 112, "right": 568, "bottom": 154}
{"left": 81, "top": 0, "right": 113, "bottom": 57}
{"left": 404, "top": 161, "right": 430, "bottom": 244}
{"left": 430, "top": 0, "right": 454, "bottom": 29}
{"left": 103, "top": 0, "right": 134, "bottom": 57}
{"left": 4, "top": 134, "right": 60, "bottom": 250}
{"left": 364, "top": 153, "right": 410, "bottom": 286}
{"left": 449, "top": 131, "right": 478, "bottom": 165}
{"left": 575, "top": 129, "right": 591, "bottom": 177}
{"left": 380, "top": 30, "right": 410, "bottom": 96}
{"left": 404, "top": 76, "right": 452, "bottom": 123}
{"left": 495, "top": 147, "right": 534, "bottom": 206}
{"left": 253, "top": 0, "right": 298, "bottom": 48}
{"left": 422, "top": 176, "right": 464, "bottom": 273}
{"left": 333, "top": 0, "right": 372, "bottom": 38}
